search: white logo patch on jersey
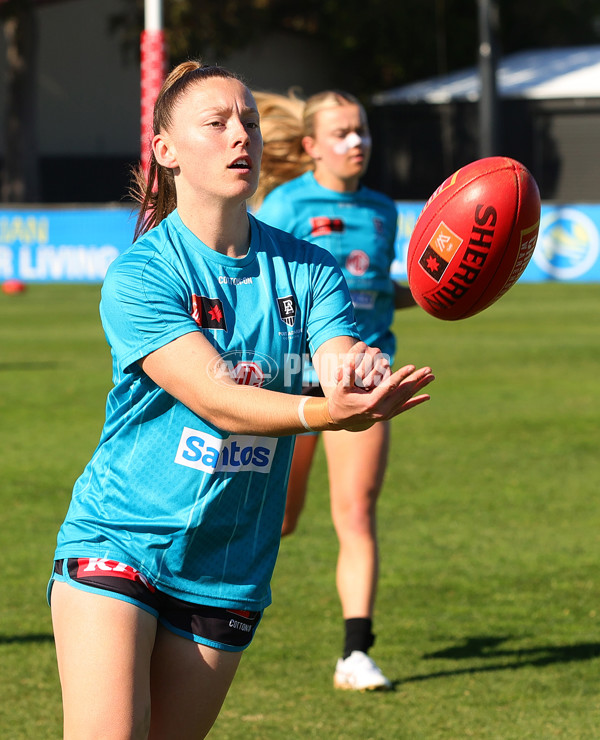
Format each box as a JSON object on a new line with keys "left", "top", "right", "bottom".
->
{"left": 277, "top": 295, "right": 297, "bottom": 327}
{"left": 175, "top": 427, "right": 277, "bottom": 474}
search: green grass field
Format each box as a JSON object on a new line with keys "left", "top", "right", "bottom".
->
{"left": 1, "top": 282, "right": 599, "bottom": 739}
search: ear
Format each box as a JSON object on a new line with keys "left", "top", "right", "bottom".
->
{"left": 153, "top": 132, "right": 179, "bottom": 169}
{"left": 302, "top": 135, "right": 321, "bottom": 161}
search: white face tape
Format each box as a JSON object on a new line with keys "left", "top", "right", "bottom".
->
{"left": 333, "top": 132, "right": 372, "bottom": 155}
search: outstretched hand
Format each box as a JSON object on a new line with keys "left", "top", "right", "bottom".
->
{"left": 333, "top": 341, "right": 392, "bottom": 389}
{"left": 328, "top": 342, "right": 434, "bottom": 432}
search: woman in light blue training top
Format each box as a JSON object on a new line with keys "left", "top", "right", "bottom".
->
{"left": 48, "top": 61, "right": 434, "bottom": 738}
{"left": 255, "top": 89, "right": 416, "bottom": 692}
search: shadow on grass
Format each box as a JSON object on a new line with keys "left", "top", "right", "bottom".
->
{"left": 0, "top": 633, "right": 54, "bottom": 645}
{"left": 396, "top": 636, "right": 600, "bottom": 686}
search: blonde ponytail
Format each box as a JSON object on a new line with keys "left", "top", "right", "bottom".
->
{"left": 252, "top": 88, "right": 364, "bottom": 208}
{"left": 251, "top": 90, "right": 312, "bottom": 208}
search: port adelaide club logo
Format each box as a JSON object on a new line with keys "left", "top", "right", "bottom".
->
{"left": 277, "top": 295, "right": 297, "bottom": 326}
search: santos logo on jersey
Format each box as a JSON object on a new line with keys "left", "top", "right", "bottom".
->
{"left": 174, "top": 427, "right": 277, "bottom": 474}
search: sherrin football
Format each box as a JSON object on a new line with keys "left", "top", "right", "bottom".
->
{"left": 407, "top": 156, "right": 541, "bottom": 320}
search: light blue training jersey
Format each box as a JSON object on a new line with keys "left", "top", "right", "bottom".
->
{"left": 256, "top": 171, "right": 398, "bottom": 379}
{"left": 54, "top": 210, "right": 359, "bottom": 611}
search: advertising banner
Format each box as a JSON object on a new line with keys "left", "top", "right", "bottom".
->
{"left": 0, "top": 202, "right": 598, "bottom": 284}
{"left": 0, "top": 206, "right": 135, "bottom": 283}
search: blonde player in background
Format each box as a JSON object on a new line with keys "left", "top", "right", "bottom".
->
{"left": 255, "top": 88, "right": 415, "bottom": 691}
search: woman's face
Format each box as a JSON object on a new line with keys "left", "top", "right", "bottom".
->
{"left": 155, "top": 76, "right": 263, "bottom": 205}
{"left": 304, "top": 103, "right": 372, "bottom": 191}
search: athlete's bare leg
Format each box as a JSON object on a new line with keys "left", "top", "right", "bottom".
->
{"left": 149, "top": 626, "right": 242, "bottom": 739}
{"left": 322, "top": 422, "right": 390, "bottom": 618}
{"left": 51, "top": 580, "right": 243, "bottom": 739}
{"left": 51, "top": 580, "right": 157, "bottom": 739}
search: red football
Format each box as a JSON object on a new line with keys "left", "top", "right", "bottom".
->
{"left": 1, "top": 279, "right": 27, "bottom": 294}
{"left": 406, "top": 156, "right": 541, "bottom": 320}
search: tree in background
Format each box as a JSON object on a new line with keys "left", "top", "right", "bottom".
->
{"left": 1, "top": 0, "right": 39, "bottom": 202}
{"left": 2, "top": 0, "right": 600, "bottom": 201}
{"left": 109, "top": 0, "right": 600, "bottom": 97}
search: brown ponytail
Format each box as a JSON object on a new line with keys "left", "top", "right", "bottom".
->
{"left": 130, "top": 61, "right": 244, "bottom": 241}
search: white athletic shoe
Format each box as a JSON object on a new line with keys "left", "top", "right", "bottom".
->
{"left": 333, "top": 650, "right": 392, "bottom": 691}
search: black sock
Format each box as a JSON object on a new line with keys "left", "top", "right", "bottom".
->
{"left": 343, "top": 617, "right": 375, "bottom": 659}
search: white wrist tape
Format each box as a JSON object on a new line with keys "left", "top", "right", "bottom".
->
{"left": 297, "top": 396, "right": 313, "bottom": 431}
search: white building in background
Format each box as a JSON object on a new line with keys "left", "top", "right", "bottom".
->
{"left": 369, "top": 46, "right": 600, "bottom": 202}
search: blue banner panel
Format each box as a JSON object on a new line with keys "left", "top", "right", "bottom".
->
{"left": 0, "top": 206, "right": 135, "bottom": 283}
{"left": 392, "top": 202, "right": 600, "bottom": 283}
{"left": 0, "top": 203, "right": 598, "bottom": 284}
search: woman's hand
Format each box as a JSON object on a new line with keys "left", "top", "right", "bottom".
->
{"left": 326, "top": 342, "right": 434, "bottom": 432}
{"left": 334, "top": 341, "right": 392, "bottom": 390}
